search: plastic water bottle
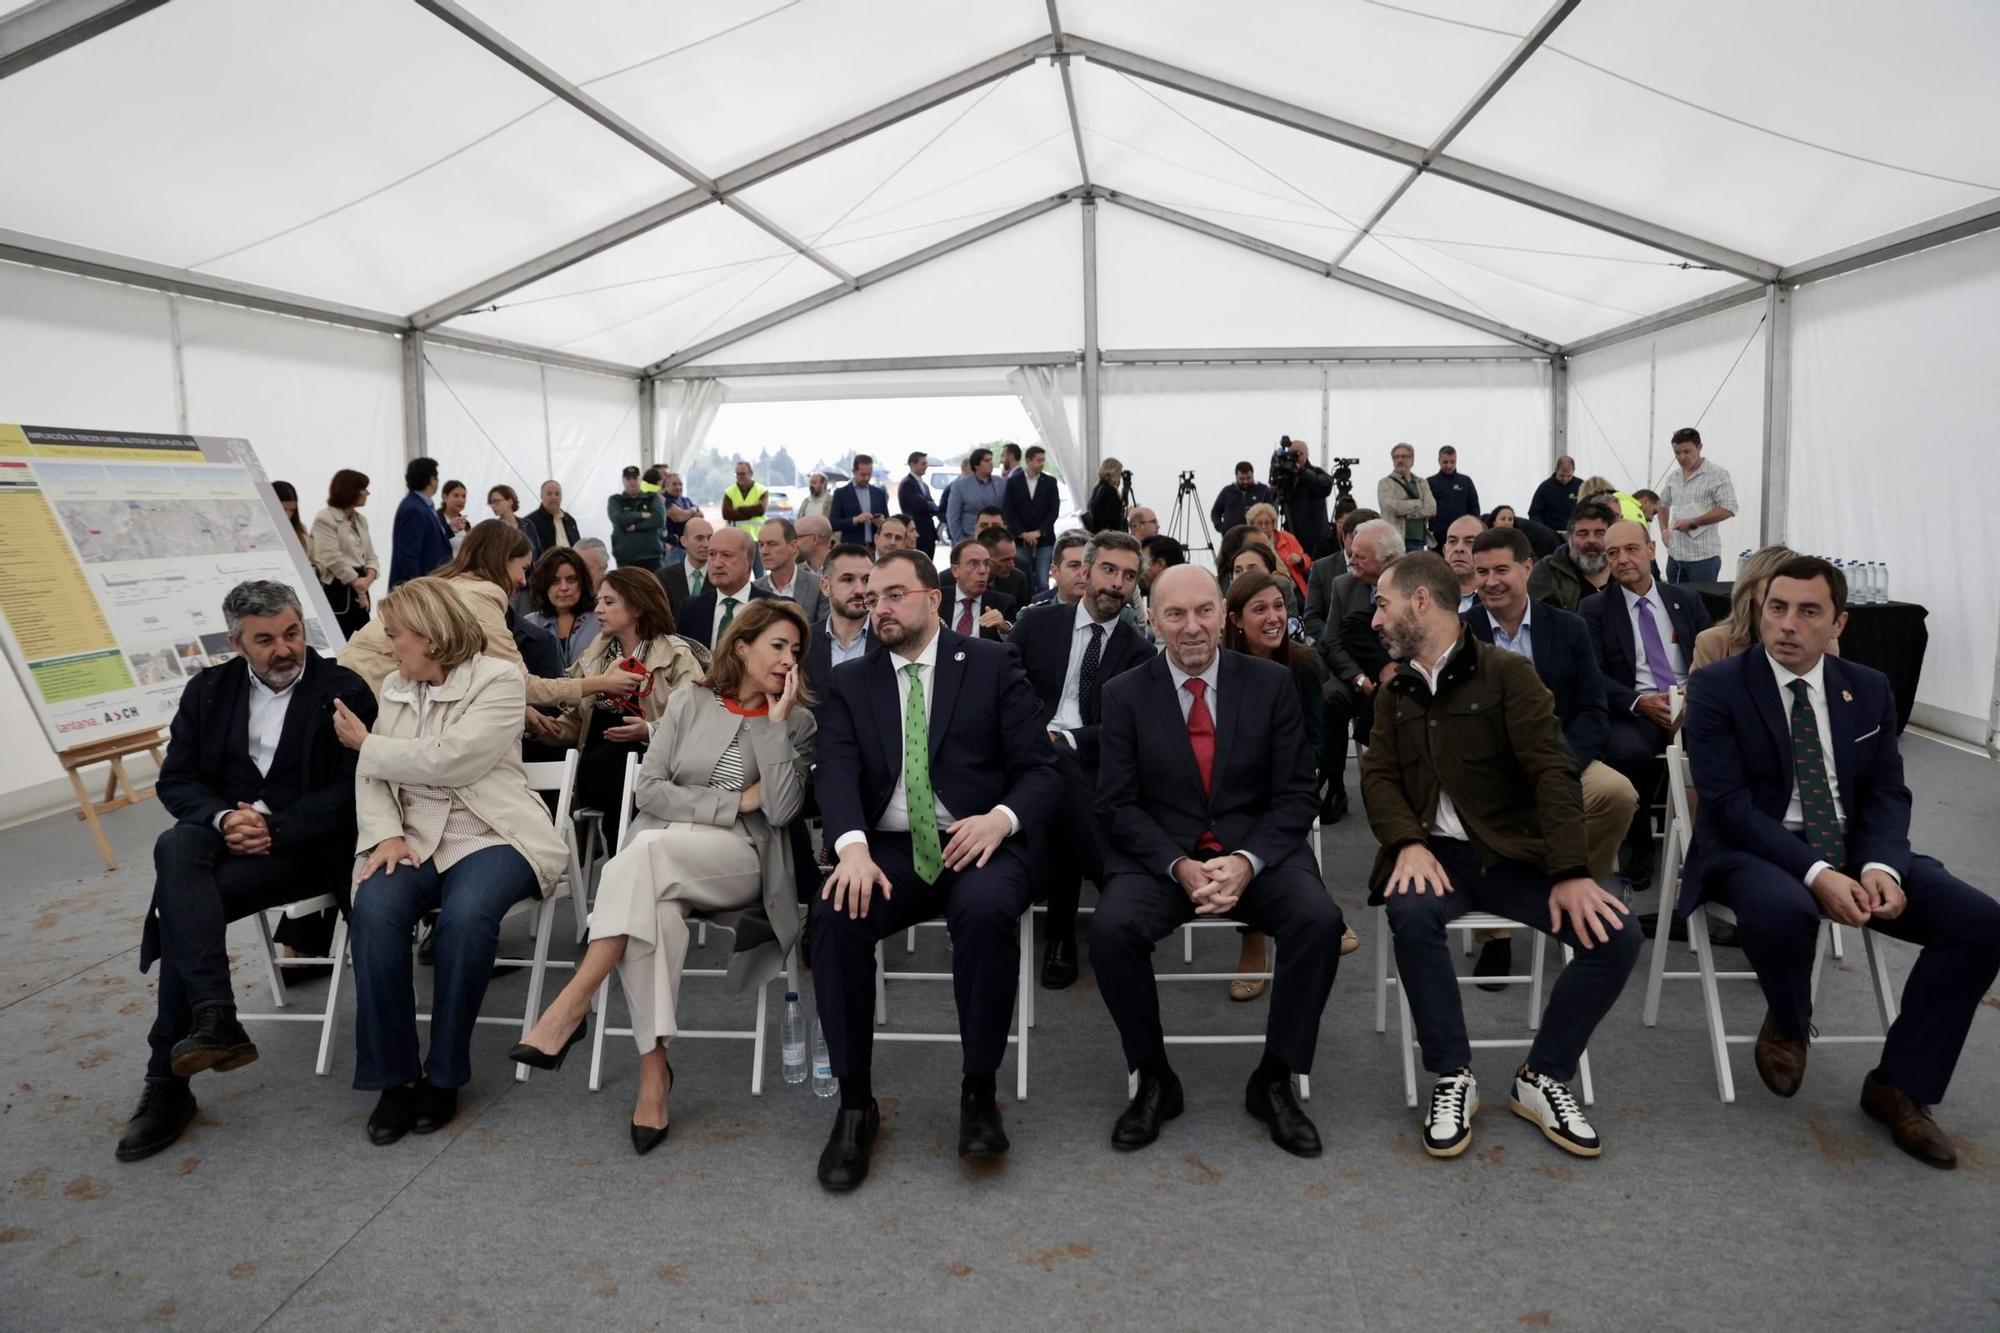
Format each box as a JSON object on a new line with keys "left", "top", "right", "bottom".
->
{"left": 810, "top": 1015, "right": 836, "bottom": 1098}
{"left": 1876, "top": 561, "right": 1889, "bottom": 605}
{"left": 1857, "top": 561, "right": 1878, "bottom": 605}
{"left": 781, "top": 992, "right": 807, "bottom": 1085}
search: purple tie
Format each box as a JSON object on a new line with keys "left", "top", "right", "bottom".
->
{"left": 1636, "top": 597, "right": 1679, "bottom": 691}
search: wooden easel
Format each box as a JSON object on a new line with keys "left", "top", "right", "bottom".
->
{"left": 60, "top": 728, "right": 167, "bottom": 871}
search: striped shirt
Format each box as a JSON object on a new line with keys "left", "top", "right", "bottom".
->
{"left": 1659, "top": 459, "right": 1738, "bottom": 562}
{"left": 706, "top": 693, "right": 757, "bottom": 792}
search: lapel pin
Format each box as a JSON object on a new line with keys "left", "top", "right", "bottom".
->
{"left": 1840, "top": 689, "right": 1853, "bottom": 702}
{"left": 954, "top": 651, "right": 966, "bottom": 662}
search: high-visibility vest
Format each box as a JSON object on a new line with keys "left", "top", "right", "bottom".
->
{"left": 723, "top": 482, "right": 768, "bottom": 537}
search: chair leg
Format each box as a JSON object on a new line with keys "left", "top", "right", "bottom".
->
{"left": 255, "top": 911, "right": 289, "bottom": 1008}
{"left": 587, "top": 974, "right": 612, "bottom": 1094}
{"left": 314, "top": 918, "right": 348, "bottom": 1077}
{"left": 905, "top": 926, "right": 917, "bottom": 955}
{"left": 516, "top": 900, "right": 559, "bottom": 1083}
{"left": 1862, "top": 928, "right": 1899, "bottom": 1029}
{"left": 1373, "top": 903, "right": 1391, "bottom": 1034}
{"left": 697, "top": 920, "right": 708, "bottom": 948}
{"left": 1526, "top": 930, "right": 1547, "bottom": 1031}
{"left": 751, "top": 982, "right": 769, "bottom": 1096}
{"left": 873, "top": 941, "right": 888, "bottom": 1025}
{"left": 1397, "top": 974, "right": 1419, "bottom": 1110}
{"left": 1829, "top": 922, "right": 1846, "bottom": 960}
{"left": 1642, "top": 893, "right": 1675, "bottom": 1027}
{"left": 1016, "top": 919, "right": 1030, "bottom": 1102}
{"left": 1690, "top": 910, "right": 1735, "bottom": 1103}
{"left": 1183, "top": 922, "right": 1193, "bottom": 965}
{"left": 1809, "top": 920, "right": 1829, "bottom": 1006}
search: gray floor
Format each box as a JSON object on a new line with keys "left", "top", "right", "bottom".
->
{"left": 4, "top": 735, "right": 1998, "bottom": 1331}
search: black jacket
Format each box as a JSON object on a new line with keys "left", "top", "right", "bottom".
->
{"left": 1463, "top": 602, "right": 1609, "bottom": 768}
{"left": 1007, "top": 602, "right": 1153, "bottom": 770}
{"left": 1084, "top": 481, "right": 1126, "bottom": 534}
{"left": 1281, "top": 462, "right": 1335, "bottom": 557}
{"left": 526, "top": 506, "right": 579, "bottom": 554}
{"left": 677, "top": 584, "right": 778, "bottom": 649}
{"left": 940, "top": 586, "right": 1018, "bottom": 642}
{"left": 1578, "top": 581, "right": 1712, "bottom": 714}
{"left": 804, "top": 619, "right": 873, "bottom": 705}
{"left": 1002, "top": 470, "right": 1062, "bottom": 547}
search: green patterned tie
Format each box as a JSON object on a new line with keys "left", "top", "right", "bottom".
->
{"left": 1788, "top": 679, "right": 1844, "bottom": 867}
{"left": 718, "top": 596, "right": 738, "bottom": 638}
{"left": 903, "top": 663, "right": 943, "bottom": 884}
{"left": 689, "top": 568, "right": 704, "bottom": 597}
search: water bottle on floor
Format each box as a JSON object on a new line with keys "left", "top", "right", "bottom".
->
{"left": 811, "top": 1015, "right": 836, "bottom": 1098}
{"left": 781, "top": 992, "right": 807, "bottom": 1085}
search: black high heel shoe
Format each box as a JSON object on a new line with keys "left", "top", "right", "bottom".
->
{"left": 507, "top": 1016, "right": 587, "bottom": 1072}
{"left": 631, "top": 1060, "right": 673, "bottom": 1156}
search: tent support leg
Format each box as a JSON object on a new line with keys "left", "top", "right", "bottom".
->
{"left": 1550, "top": 353, "right": 1568, "bottom": 469}
{"left": 1759, "top": 284, "right": 1792, "bottom": 546}
{"left": 1081, "top": 198, "right": 1101, "bottom": 476}
{"left": 402, "top": 331, "right": 428, "bottom": 465}
{"left": 639, "top": 378, "right": 658, "bottom": 469}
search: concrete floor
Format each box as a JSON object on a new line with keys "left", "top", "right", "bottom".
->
{"left": 3, "top": 733, "right": 1998, "bottom": 1331}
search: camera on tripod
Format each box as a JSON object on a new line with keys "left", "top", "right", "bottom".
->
{"left": 1330, "top": 456, "right": 1360, "bottom": 499}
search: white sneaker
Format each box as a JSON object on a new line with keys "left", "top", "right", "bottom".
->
{"left": 1510, "top": 1068, "right": 1601, "bottom": 1158}
{"left": 1422, "top": 1071, "right": 1478, "bottom": 1158}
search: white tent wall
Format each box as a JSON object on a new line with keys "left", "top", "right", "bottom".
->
{"left": 1564, "top": 299, "right": 1769, "bottom": 577}
{"left": 1789, "top": 230, "right": 2000, "bottom": 744}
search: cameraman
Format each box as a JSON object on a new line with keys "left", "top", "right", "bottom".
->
{"left": 1273, "top": 436, "right": 1334, "bottom": 560}
{"left": 1211, "top": 460, "right": 1273, "bottom": 533}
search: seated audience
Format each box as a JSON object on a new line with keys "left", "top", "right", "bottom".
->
{"left": 117, "top": 582, "right": 377, "bottom": 1163}
{"left": 1031, "top": 529, "right": 1092, "bottom": 607}
{"left": 1246, "top": 501, "right": 1311, "bottom": 598}
{"left": 1489, "top": 504, "right": 1559, "bottom": 559}
{"left": 1086, "top": 457, "right": 1128, "bottom": 534}
{"left": 574, "top": 536, "right": 610, "bottom": 585}
{"left": 1527, "top": 500, "right": 1618, "bottom": 612}
{"left": 873, "top": 513, "right": 914, "bottom": 559}
{"left": 309, "top": 469, "right": 379, "bottom": 639}
{"left": 1579, "top": 474, "right": 1644, "bottom": 524}
{"left": 522, "top": 547, "right": 601, "bottom": 670}
{"left": 334, "top": 577, "right": 569, "bottom": 1145}
{"left": 941, "top": 538, "right": 1016, "bottom": 641}
{"left": 661, "top": 518, "right": 711, "bottom": 613}
{"left": 1303, "top": 507, "right": 1379, "bottom": 645}
{"left": 755, "top": 517, "right": 824, "bottom": 624}
{"left": 1125, "top": 502, "right": 1158, "bottom": 542}
{"left": 677, "top": 528, "right": 776, "bottom": 650}
{"left": 1318, "top": 518, "right": 1404, "bottom": 817}
{"left": 1092, "top": 566, "right": 1343, "bottom": 1158}
{"left": 1690, "top": 544, "right": 1837, "bottom": 671}
{"left": 511, "top": 602, "right": 818, "bottom": 1152}
{"left": 1683, "top": 557, "right": 2000, "bottom": 1167}
{"left": 1439, "top": 513, "right": 1486, "bottom": 612}
{"left": 795, "top": 513, "right": 835, "bottom": 576}
{"left": 1364, "top": 554, "right": 1640, "bottom": 1160}
{"left": 1226, "top": 538, "right": 1302, "bottom": 621}
{"left": 803, "top": 544, "right": 875, "bottom": 701}
{"left": 984, "top": 529, "right": 1034, "bottom": 608}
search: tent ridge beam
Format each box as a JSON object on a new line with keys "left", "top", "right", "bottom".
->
{"left": 1102, "top": 191, "right": 1560, "bottom": 353}
{"left": 1045, "top": 1, "right": 1091, "bottom": 187}
{"left": 1066, "top": 34, "right": 1778, "bottom": 282}
{"left": 1104, "top": 346, "right": 1550, "bottom": 364}
{"left": 1557, "top": 279, "right": 1766, "bottom": 356}
{"left": 1779, "top": 195, "right": 2000, "bottom": 288}
{"left": 409, "top": 35, "right": 1055, "bottom": 329}
{"left": 0, "top": 0, "right": 167, "bottom": 81}
{"left": 664, "top": 352, "right": 1078, "bottom": 379}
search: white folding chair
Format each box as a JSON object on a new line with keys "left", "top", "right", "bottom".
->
{"left": 873, "top": 913, "right": 1034, "bottom": 1101}
{"left": 1640, "top": 743, "right": 1896, "bottom": 1102}
{"left": 240, "top": 893, "right": 347, "bottom": 1075}
{"left": 584, "top": 754, "right": 775, "bottom": 1095}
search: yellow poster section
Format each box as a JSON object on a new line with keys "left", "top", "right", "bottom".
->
{"left": 0, "top": 423, "right": 204, "bottom": 463}
{"left": 0, "top": 486, "right": 128, "bottom": 704}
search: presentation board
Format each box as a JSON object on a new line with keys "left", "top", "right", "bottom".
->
{"left": 0, "top": 424, "right": 343, "bottom": 754}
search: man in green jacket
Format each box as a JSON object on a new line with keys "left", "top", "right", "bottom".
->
{"left": 1363, "top": 552, "right": 1640, "bottom": 1163}
{"left": 1525, "top": 499, "right": 1617, "bottom": 612}
{"left": 607, "top": 465, "right": 667, "bottom": 573}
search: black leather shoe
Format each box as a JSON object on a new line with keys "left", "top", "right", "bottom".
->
{"left": 631, "top": 1060, "right": 673, "bottom": 1156}
{"left": 1473, "top": 937, "right": 1512, "bottom": 993}
{"left": 367, "top": 1086, "right": 417, "bottom": 1146}
{"left": 168, "top": 1007, "right": 258, "bottom": 1078}
{"left": 411, "top": 1080, "right": 458, "bottom": 1135}
{"left": 817, "top": 1101, "right": 880, "bottom": 1193}
{"left": 508, "top": 1015, "right": 588, "bottom": 1071}
{"left": 1112, "top": 1070, "right": 1184, "bottom": 1151}
{"left": 1040, "top": 937, "right": 1079, "bottom": 990}
{"left": 115, "top": 1079, "right": 196, "bottom": 1163}
{"left": 1320, "top": 785, "right": 1349, "bottom": 825}
{"left": 1246, "top": 1070, "right": 1323, "bottom": 1158}
{"left": 958, "top": 1091, "right": 1009, "bottom": 1158}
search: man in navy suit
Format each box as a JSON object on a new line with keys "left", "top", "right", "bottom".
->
{"left": 1003, "top": 445, "right": 1063, "bottom": 590}
{"left": 898, "top": 451, "right": 941, "bottom": 556}
{"left": 1008, "top": 532, "right": 1151, "bottom": 988}
{"left": 1684, "top": 557, "right": 2000, "bottom": 1168}
{"left": 829, "top": 453, "right": 892, "bottom": 548}
{"left": 809, "top": 550, "right": 1061, "bottom": 1192}
{"left": 802, "top": 544, "right": 875, "bottom": 703}
{"left": 388, "top": 456, "right": 451, "bottom": 588}
{"left": 939, "top": 538, "right": 1017, "bottom": 642}
{"left": 674, "top": 527, "right": 775, "bottom": 648}
{"left": 1091, "top": 566, "right": 1344, "bottom": 1158}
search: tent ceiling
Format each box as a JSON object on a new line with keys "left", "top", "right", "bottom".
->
{"left": 0, "top": 0, "right": 1994, "bottom": 369}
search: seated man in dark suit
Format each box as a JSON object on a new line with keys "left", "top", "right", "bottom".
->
{"left": 1007, "top": 532, "right": 1151, "bottom": 988}
{"left": 1030, "top": 530, "right": 1091, "bottom": 608}
{"left": 940, "top": 537, "right": 1017, "bottom": 642}
{"left": 1684, "top": 557, "right": 2000, "bottom": 1168}
{"left": 810, "top": 551, "right": 1060, "bottom": 1192}
{"left": 802, "top": 544, "right": 875, "bottom": 703}
{"left": 659, "top": 516, "right": 712, "bottom": 616}
{"left": 119, "top": 580, "right": 377, "bottom": 1162}
{"left": 674, "top": 526, "right": 774, "bottom": 648}
{"left": 1365, "top": 554, "right": 1640, "bottom": 1162}
{"left": 1091, "top": 566, "right": 1345, "bottom": 1158}
{"left": 982, "top": 529, "right": 1035, "bottom": 608}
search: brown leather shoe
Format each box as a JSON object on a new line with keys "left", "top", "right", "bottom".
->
{"left": 1860, "top": 1071, "right": 1957, "bottom": 1169}
{"left": 1753, "top": 1011, "right": 1807, "bottom": 1097}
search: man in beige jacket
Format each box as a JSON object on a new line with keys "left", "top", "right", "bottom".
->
{"left": 1377, "top": 443, "right": 1437, "bottom": 553}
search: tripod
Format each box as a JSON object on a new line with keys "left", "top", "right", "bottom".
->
{"left": 1164, "top": 469, "right": 1215, "bottom": 565}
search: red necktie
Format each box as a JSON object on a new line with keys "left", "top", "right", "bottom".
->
{"left": 956, "top": 598, "right": 974, "bottom": 635}
{"left": 1184, "top": 678, "right": 1223, "bottom": 854}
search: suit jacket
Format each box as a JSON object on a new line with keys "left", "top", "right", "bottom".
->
{"left": 677, "top": 584, "right": 778, "bottom": 649}
{"left": 389, "top": 490, "right": 451, "bottom": 588}
{"left": 1002, "top": 470, "right": 1061, "bottom": 547}
{"left": 1682, "top": 646, "right": 1909, "bottom": 915}
{"left": 755, "top": 565, "right": 824, "bottom": 626}
{"left": 1463, "top": 602, "right": 1609, "bottom": 768}
{"left": 991, "top": 567, "right": 1032, "bottom": 608}
{"left": 1311, "top": 572, "right": 1378, "bottom": 680}
{"left": 1097, "top": 650, "right": 1319, "bottom": 881}
{"left": 1578, "top": 580, "right": 1712, "bottom": 714}
{"left": 898, "top": 474, "right": 941, "bottom": 551}
{"left": 661, "top": 560, "right": 705, "bottom": 617}
{"left": 804, "top": 619, "right": 874, "bottom": 704}
{"left": 829, "top": 481, "right": 891, "bottom": 547}
{"left": 812, "top": 629, "right": 1060, "bottom": 855}
{"left": 940, "top": 586, "right": 1018, "bottom": 642}
{"left": 1007, "top": 602, "right": 1153, "bottom": 770}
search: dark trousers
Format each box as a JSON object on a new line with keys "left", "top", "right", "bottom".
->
{"left": 348, "top": 845, "right": 537, "bottom": 1090}
{"left": 145, "top": 824, "right": 335, "bottom": 1080}
{"left": 1385, "top": 837, "right": 1642, "bottom": 1081}
{"left": 1042, "top": 747, "right": 1106, "bottom": 945}
{"left": 1706, "top": 849, "right": 2000, "bottom": 1105}
{"left": 810, "top": 832, "right": 1032, "bottom": 1080}
{"left": 1666, "top": 555, "right": 1721, "bottom": 584}
{"left": 575, "top": 735, "right": 649, "bottom": 845}
{"left": 1603, "top": 711, "right": 1670, "bottom": 851}
{"left": 1091, "top": 856, "right": 1344, "bottom": 1074}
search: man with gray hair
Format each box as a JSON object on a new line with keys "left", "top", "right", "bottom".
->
{"left": 573, "top": 537, "right": 610, "bottom": 586}
{"left": 794, "top": 513, "right": 835, "bottom": 576}
{"left": 1313, "top": 517, "right": 1404, "bottom": 820}
{"left": 118, "top": 580, "right": 377, "bottom": 1163}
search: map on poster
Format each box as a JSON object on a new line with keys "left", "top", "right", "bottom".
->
{"left": 0, "top": 424, "right": 343, "bottom": 754}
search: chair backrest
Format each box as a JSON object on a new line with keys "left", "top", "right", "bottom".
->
{"left": 1663, "top": 742, "right": 1695, "bottom": 861}
{"left": 521, "top": 751, "right": 580, "bottom": 828}
{"left": 616, "top": 752, "right": 641, "bottom": 852}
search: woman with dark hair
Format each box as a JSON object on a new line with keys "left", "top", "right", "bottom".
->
{"left": 1085, "top": 456, "right": 1127, "bottom": 534}
{"left": 309, "top": 469, "right": 379, "bottom": 639}
{"left": 1225, "top": 535, "right": 1302, "bottom": 620}
{"left": 438, "top": 479, "right": 470, "bottom": 551}
{"left": 273, "top": 480, "right": 309, "bottom": 546}
{"left": 551, "top": 567, "right": 704, "bottom": 838}
{"left": 511, "top": 599, "right": 816, "bottom": 1153}
{"left": 523, "top": 547, "right": 601, "bottom": 669}
{"left": 487, "top": 483, "right": 542, "bottom": 565}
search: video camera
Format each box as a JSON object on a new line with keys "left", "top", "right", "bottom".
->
{"left": 1268, "top": 435, "right": 1302, "bottom": 493}
{"left": 1331, "top": 455, "right": 1360, "bottom": 500}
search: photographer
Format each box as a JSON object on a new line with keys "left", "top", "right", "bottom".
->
{"left": 1271, "top": 436, "right": 1335, "bottom": 559}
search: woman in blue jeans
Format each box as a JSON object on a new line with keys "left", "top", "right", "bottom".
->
{"left": 331, "top": 576, "right": 568, "bottom": 1145}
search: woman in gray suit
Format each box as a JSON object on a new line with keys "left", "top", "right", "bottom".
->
{"left": 510, "top": 599, "right": 816, "bottom": 1154}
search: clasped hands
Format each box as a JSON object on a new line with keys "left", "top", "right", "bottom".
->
{"left": 1175, "top": 852, "right": 1253, "bottom": 916}
{"left": 1811, "top": 866, "right": 1905, "bottom": 927}
{"left": 220, "top": 803, "right": 271, "bottom": 856}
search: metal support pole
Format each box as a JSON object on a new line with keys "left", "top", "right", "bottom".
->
{"left": 166, "top": 293, "right": 189, "bottom": 433}
{"left": 1319, "top": 364, "right": 1331, "bottom": 468}
{"left": 1550, "top": 354, "right": 1568, "bottom": 469}
{"left": 402, "top": 332, "right": 429, "bottom": 465}
{"left": 638, "top": 378, "right": 658, "bottom": 469}
{"left": 1081, "top": 198, "right": 1102, "bottom": 473}
{"left": 537, "top": 362, "right": 554, "bottom": 480}
{"left": 1759, "top": 284, "right": 1792, "bottom": 545}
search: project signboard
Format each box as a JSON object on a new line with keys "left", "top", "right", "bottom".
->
{"left": 0, "top": 424, "right": 342, "bottom": 753}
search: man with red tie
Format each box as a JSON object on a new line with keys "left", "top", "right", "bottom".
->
{"left": 940, "top": 537, "right": 1017, "bottom": 642}
{"left": 1090, "top": 566, "right": 1345, "bottom": 1157}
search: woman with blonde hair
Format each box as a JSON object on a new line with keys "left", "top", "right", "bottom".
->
{"left": 310, "top": 469, "right": 379, "bottom": 639}
{"left": 329, "top": 576, "right": 569, "bottom": 1146}
{"left": 1246, "top": 500, "right": 1312, "bottom": 598}
{"left": 1690, "top": 544, "right": 1840, "bottom": 671}
{"left": 511, "top": 599, "right": 817, "bottom": 1153}
{"left": 1578, "top": 474, "right": 1644, "bottom": 523}
{"left": 1086, "top": 455, "right": 1127, "bottom": 534}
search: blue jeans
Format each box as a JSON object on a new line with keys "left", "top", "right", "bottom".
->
{"left": 1404, "top": 536, "right": 1428, "bottom": 553}
{"left": 1025, "top": 540, "right": 1055, "bottom": 592}
{"left": 349, "top": 844, "right": 537, "bottom": 1091}
{"left": 1666, "top": 555, "right": 1720, "bottom": 584}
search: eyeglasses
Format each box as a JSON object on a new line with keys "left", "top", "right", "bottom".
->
{"left": 862, "top": 587, "right": 929, "bottom": 611}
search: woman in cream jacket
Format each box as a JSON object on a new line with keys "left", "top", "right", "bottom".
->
{"left": 330, "top": 576, "right": 569, "bottom": 1147}
{"left": 512, "top": 599, "right": 816, "bottom": 1154}
{"left": 309, "top": 469, "right": 380, "bottom": 640}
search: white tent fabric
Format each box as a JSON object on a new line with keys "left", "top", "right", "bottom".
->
{"left": 1008, "top": 364, "right": 1085, "bottom": 488}
{"left": 659, "top": 377, "right": 729, "bottom": 477}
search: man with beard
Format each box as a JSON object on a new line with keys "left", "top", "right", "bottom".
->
{"left": 1009, "top": 533, "right": 1151, "bottom": 987}
{"left": 803, "top": 544, "right": 875, "bottom": 702}
{"left": 1364, "top": 554, "right": 1640, "bottom": 1162}
{"left": 118, "top": 581, "right": 377, "bottom": 1161}
{"left": 796, "top": 472, "right": 835, "bottom": 522}
{"left": 1528, "top": 500, "right": 1618, "bottom": 612}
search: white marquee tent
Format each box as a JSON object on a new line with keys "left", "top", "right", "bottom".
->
{"left": 2, "top": 0, "right": 1998, "bottom": 816}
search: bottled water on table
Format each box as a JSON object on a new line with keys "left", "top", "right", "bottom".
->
{"left": 781, "top": 992, "right": 807, "bottom": 1085}
{"left": 811, "top": 1015, "right": 836, "bottom": 1097}
{"left": 1876, "top": 561, "right": 1890, "bottom": 604}
{"left": 1857, "top": 561, "right": 1879, "bottom": 605}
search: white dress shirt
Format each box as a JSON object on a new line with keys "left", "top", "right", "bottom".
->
{"left": 826, "top": 619, "right": 870, "bottom": 669}
{"left": 1490, "top": 602, "right": 1535, "bottom": 661}
{"left": 213, "top": 671, "right": 296, "bottom": 829}
{"left": 765, "top": 567, "right": 798, "bottom": 601}
{"left": 951, "top": 590, "right": 983, "bottom": 633}
{"left": 1621, "top": 581, "right": 1685, "bottom": 695}
{"left": 1049, "top": 602, "right": 1115, "bottom": 740}
{"left": 1163, "top": 655, "right": 1264, "bottom": 877}
{"left": 1458, "top": 589, "right": 1477, "bottom": 614}
{"left": 1407, "top": 644, "right": 1470, "bottom": 841}
{"left": 1765, "top": 652, "right": 1898, "bottom": 890}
